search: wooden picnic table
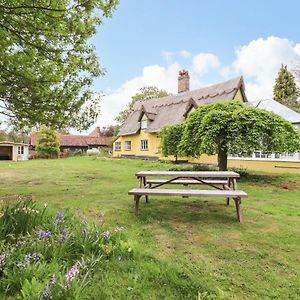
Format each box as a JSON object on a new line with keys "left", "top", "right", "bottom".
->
{"left": 129, "top": 170, "right": 247, "bottom": 222}
{"left": 136, "top": 171, "right": 240, "bottom": 195}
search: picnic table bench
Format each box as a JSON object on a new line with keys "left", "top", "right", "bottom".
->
{"left": 128, "top": 171, "right": 248, "bottom": 222}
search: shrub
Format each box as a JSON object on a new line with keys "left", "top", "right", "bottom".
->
{"left": 36, "top": 128, "right": 60, "bottom": 159}
{"left": 73, "top": 149, "right": 83, "bottom": 157}
{"left": 169, "top": 164, "right": 216, "bottom": 172}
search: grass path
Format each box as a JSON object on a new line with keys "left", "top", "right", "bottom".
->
{"left": 1, "top": 157, "right": 300, "bottom": 299}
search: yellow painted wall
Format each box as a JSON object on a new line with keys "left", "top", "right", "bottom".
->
{"left": 113, "top": 130, "right": 160, "bottom": 158}
{"left": 189, "top": 155, "right": 300, "bottom": 174}
{"left": 233, "top": 89, "right": 244, "bottom": 102}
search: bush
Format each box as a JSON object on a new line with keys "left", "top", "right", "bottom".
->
{"left": 0, "top": 201, "right": 128, "bottom": 299}
{"left": 73, "top": 149, "right": 83, "bottom": 157}
{"left": 169, "top": 164, "right": 217, "bottom": 172}
{"left": 36, "top": 128, "right": 60, "bottom": 159}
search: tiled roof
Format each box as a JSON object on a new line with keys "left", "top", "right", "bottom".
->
{"left": 30, "top": 127, "right": 109, "bottom": 147}
{"left": 119, "top": 76, "right": 247, "bottom": 136}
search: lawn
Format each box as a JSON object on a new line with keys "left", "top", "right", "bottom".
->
{"left": 0, "top": 157, "right": 300, "bottom": 299}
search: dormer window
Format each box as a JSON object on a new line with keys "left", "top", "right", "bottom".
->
{"left": 141, "top": 119, "right": 148, "bottom": 129}
{"left": 141, "top": 114, "right": 148, "bottom": 129}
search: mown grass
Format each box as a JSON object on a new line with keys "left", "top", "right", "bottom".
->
{"left": 0, "top": 157, "right": 300, "bottom": 299}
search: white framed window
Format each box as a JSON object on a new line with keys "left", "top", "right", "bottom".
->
{"left": 141, "top": 119, "right": 148, "bottom": 129}
{"left": 18, "top": 146, "right": 24, "bottom": 154}
{"left": 141, "top": 140, "right": 148, "bottom": 151}
{"left": 125, "top": 141, "right": 131, "bottom": 151}
{"left": 114, "top": 142, "right": 121, "bottom": 151}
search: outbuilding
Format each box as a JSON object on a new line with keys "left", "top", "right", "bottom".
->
{"left": 0, "top": 141, "right": 29, "bottom": 161}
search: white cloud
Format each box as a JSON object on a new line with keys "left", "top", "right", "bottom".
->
{"left": 192, "top": 53, "right": 220, "bottom": 74}
{"left": 179, "top": 50, "right": 192, "bottom": 58}
{"left": 223, "top": 36, "right": 300, "bottom": 100}
{"left": 96, "top": 63, "right": 180, "bottom": 127}
{"left": 294, "top": 43, "right": 300, "bottom": 57}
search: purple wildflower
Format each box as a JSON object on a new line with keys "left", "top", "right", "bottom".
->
{"left": 66, "top": 264, "right": 79, "bottom": 282}
{"left": 102, "top": 230, "right": 110, "bottom": 239}
{"left": 82, "top": 228, "right": 87, "bottom": 236}
{"left": 54, "top": 212, "right": 65, "bottom": 226}
{"left": 50, "top": 274, "right": 56, "bottom": 285}
{"left": 59, "top": 229, "right": 67, "bottom": 243}
{"left": 42, "top": 288, "right": 51, "bottom": 299}
{"left": 115, "top": 226, "right": 125, "bottom": 232}
{"left": 36, "top": 229, "right": 51, "bottom": 240}
{"left": 57, "top": 212, "right": 65, "bottom": 218}
{"left": 25, "top": 254, "right": 31, "bottom": 266}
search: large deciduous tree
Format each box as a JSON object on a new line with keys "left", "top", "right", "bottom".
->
{"left": 0, "top": 0, "right": 119, "bottom": 130}
{"left": 115, "top": 86, "right": 170, "bottom": 124}
{"left": 273, "top": 65, "right": 300, "bottom": 112}
{"left": 176, "top": 101, "right": 300, "bottom": 171}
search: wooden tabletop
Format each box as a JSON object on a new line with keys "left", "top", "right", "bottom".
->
{"left": 135, "top": 171, "right": 240, "bottom": 178}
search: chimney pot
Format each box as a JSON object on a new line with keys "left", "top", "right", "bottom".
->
{"left": 178, "top": 69, "right": 190, "bottom": 93}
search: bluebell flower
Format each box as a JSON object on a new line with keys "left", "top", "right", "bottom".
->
{"left": 36, "top": 229, "right": 51, "bottom": 240}
{"left": 54, "top": 212, "right": 65, "bottom": 226}
{"left": 115, "top": 226, "right": 125, "bottom": 232}
{"left": 102, "top": 230, "right": 110, "bottom": 239}
{"left": 50, "top": 274, "right": 56, "bottom": 285}
{"left": 42, "top": 288, "right": 51, "bottom": 299}
{"left": 59, "top": 229, "right": 67, "bottom": 243}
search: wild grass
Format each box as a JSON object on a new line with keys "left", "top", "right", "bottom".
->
{"left": 0, "top": 157, "right": 300, "bottom": 299}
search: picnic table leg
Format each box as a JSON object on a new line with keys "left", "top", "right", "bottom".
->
{"left": 234, "top": 197, "right": 242, "bottom": 222}
{"left": 142, "top": 177, "right": 149, "bottom": 203}
{"left": 134, "top": 195, "right": 141, "bottom": 216}
{"left": 183, "top": 183, "right": 189, "bottom": 198}
{"left": 226, "top": 178, "right": 231, "bottom": 206}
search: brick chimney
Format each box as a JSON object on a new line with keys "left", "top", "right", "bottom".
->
{"left": 178, "top": 69, "right": 190, "bottom": 93}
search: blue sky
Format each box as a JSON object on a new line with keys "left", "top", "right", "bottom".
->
{"left": 92, "top": 0, "right": 300, "bottom": 127}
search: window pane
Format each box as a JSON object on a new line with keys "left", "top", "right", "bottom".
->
{"left": 141, "top": 140, "right": 148, "bottom": 150}
{"left": 114, "top": 142, "right": 121, "bottom": 151}
{"left": 141, "top": 120, "right": 148, "bottom": 129}
{"left": 125, "top": 141, "right": 131, "bottom": 150}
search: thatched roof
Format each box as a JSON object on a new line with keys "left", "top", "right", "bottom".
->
{"left": 119, "top": 76, "right": 247, "bottom": 136}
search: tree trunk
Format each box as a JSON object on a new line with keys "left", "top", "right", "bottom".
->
{"left": 218, "top": 146, "right": 228, "bottom": 171}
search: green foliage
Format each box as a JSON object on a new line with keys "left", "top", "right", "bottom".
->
{"left": 36, "top": 128, "right": 60, "bottom": 159}
{"left": 273, "top": 65, "right": 300, "bottom": 112}
{"left": 179, "top": 101, "right": 300, "bottom": 170}
{"left": 73, "top": 149, "right": 84, "bottom": 157}
{"left": 0, "top": 128, "right": 29, "bottom": 143}
{"left": 0, "top": 200, "right": 127, "bottom": 299}
{"left": 0, "top": 0, "right": 119, "bottom": 130}
{"left": 0, "top": 200, "right": 46, "bottom": 242}
{"left": 115, "top": 86, "right": 170, "bottom": 124}
{"left": 169, "top": 164, "right": 216, "bottom": 172}
{"left": 160, "top": 124, "right": 184, "bottom": 161}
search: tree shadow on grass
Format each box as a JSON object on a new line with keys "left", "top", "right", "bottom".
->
{"left": 134, "top": 198, "right": 241, "bottom": 225}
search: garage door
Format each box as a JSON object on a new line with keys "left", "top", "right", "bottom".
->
{"left": 0, "top": 146, "right": 13, "bottom": 160}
